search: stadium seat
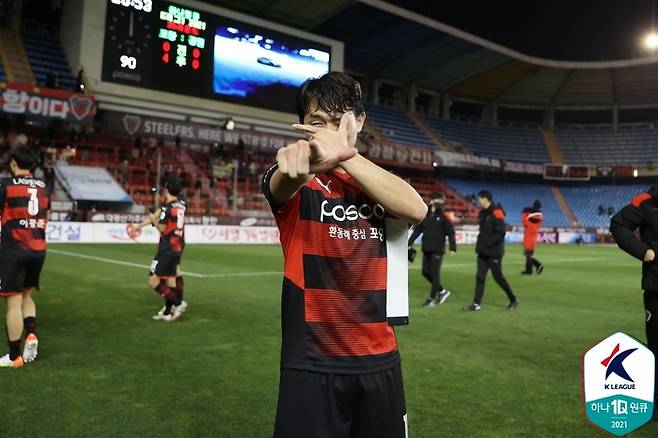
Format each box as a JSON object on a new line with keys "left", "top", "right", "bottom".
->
{"left": 21, "top": 32, "right": 77, "bottom": 91}
{"left": 555, "top": 127, "right": 658, "bottom": 165}
{"left": 423, "top": 116, "right": 550, "bottom": 164}
{"left": 443, "top": 177, "right": 570, "bottom": 227}
{"left": 560, "top": 184, "right": 649, "bottom": 227}
{"left": 365, "top": 104, "right": 437, "bottom": 148}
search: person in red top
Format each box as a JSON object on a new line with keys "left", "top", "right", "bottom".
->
{"left": 0, "top": 145, "right": 49, "bottom": 368}
{"left": 263, "top": 72, "right": 427, "bottom": 438}
{"left": 131, "top": 177, "right": 187, "bottom": 321}
{"left": 521, "top": 200, "right": 545, "bottom": 275}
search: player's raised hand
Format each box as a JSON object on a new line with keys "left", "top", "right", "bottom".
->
{"left": 276, "top": 137, "right": 356, "bottom": 179}
{"left": 289, "top": 112, "right": 358, "bottom": 173}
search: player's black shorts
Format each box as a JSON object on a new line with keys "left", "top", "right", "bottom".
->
{"left": 274, "top": 364, "right": 407, "bottom": 438}
{"left": 0, "top": 250, "right": 46, "bottom": 297}
{"left": 149, "top": 250, "right": 181, "bottom": 277}
{"left": 523, "top": 248, "right": 535, "bottom": 256}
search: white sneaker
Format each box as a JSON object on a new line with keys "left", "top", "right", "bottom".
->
{"left": 171, "top": 301, "right": 188, "bottom": 320}
{"left": 0, "top": 353, "right": 24, "bottom": 368}
{"left": 152, "top": 307, "right": 174, "bottom": 321}
{"left": 437, "top": 290, "right": 451, "bottom": 304}
{"left": 23, "top": 333, "right": 38, "bottom": 363}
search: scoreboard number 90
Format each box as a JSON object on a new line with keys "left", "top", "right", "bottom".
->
{"left": 120, "top": 55, "right": 137, "bottom": 70}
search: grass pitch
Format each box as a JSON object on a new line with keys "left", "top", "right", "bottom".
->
{"left": 0, "top": 243, "right": 655, "bottom": 437}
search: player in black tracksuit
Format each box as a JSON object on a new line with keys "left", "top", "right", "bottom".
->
{"left": 464, "top": 190, "right": 519, "bottom": 311}
{"left": 610, "top": 183, "right": 658, "bottom": 419}
{"left": 408, "top": 192, "right": 457, "bottom": 307}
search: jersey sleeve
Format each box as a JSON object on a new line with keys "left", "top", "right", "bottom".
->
{"left": 492, "top": 209, "right": 507, "bottom": 243}
{"left": 262, "top": 163, "right": 300, "bottom": 216}
{"left": 407, "top": 216, "right": 425, "bottom": 246}
{"left": 444, "top": 214, "right": 457, "bottom": 252}
{"left": 158, "top": 205, "right": 169, "bottom": 225}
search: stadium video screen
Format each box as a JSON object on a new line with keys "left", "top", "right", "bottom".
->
{"left": 102, "top": 0, "right": 331, "bottom": 113}
{"left": 213, "top": 25, "right": 330, "bottom": 111}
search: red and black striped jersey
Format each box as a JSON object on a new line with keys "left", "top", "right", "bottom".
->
{"left": 0, "top": 175, "right": 49, "bottom": 253}
{"left": 263, "top": 165, "right": 399, "bottom": 374}
{"left": 157, "top": 200, "right": 185, "bottom": 254}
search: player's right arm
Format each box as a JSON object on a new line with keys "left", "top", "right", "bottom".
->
{"left": 407, "top": 217, "right": 425, "bottom": 248}
{"left": 610, "top": 199, "right": 654, "bottom": 262}
{"left": 444, "top": 214, "right": 457, "bottom": 254}
{"left": 268, "top": 138, "right": 356, "bottom": 206}
{"left": 131, "top": 210, "right": 162, "bottom": 232}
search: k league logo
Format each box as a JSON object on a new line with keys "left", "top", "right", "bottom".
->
{"left": 583, "top": 332, "right": 655, "bottom": 436}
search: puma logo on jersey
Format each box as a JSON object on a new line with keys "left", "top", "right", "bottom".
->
{"left": 316, "top": 178, "right": 332, "bottom": 194}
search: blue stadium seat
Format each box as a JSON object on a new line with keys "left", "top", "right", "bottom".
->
{"left": 560, "top": 184, "right": 650, "bottom": 227}
{"left": 21, "top": 32, "right": 76, "bottom": 91}
{"left": 365, "top": 104, "right": 437, "bottom": 148}
{"left": 424, "top": 116, "right": 550, "bottom": 164}
{"left": 443, "top": 178, "right": 570, "bottom": 227}
{"left": 555, "top": 128, "right": 658, "bottom": 165}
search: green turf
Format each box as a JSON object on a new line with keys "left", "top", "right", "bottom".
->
{"left": 0, "top": 243, "right": 656, "bottom": 437}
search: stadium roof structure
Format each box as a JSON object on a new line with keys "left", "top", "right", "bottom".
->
{"left": 208, "top": 0, "right": 658, "bottom": 109}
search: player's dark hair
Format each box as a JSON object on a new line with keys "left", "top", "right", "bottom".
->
{"left": 429, "top": 192, "right": 444, "bottom": 201}
{"left": 533, "top": 199, "right": 542, "bottom": 210}
{"left": 11, "top": 145, "right": 40, "bottom": 171}
{"left": 296, "top": 72, "right": 365, "bottom": 123}
{"left": 478, "top": 190, "right": 493, "bottom": 201}
{"left": 164, "top": 177, "right": 183, "bottom": 197}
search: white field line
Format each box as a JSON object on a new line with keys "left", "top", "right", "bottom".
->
{"left": 48, "top": 249, "right": 280, "bottom": 279}
{"left": 49, "top": 249, "right": 632, "bottom": 279}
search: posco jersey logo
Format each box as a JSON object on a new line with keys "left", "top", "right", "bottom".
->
{"left": 320, "top": 200, "right": 385, "bottom": 223}
{"left": 583, "top": 332, "right": 655, "bottom": 436}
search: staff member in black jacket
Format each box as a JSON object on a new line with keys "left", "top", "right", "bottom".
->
{"left": 464, "top": 190, "right": 519, "bottom": 311}
{"left": 610, "top": 184, "right": 658, "bottom": 418}
{"left": 408, "top": 192, "right": 457, "bottom": 307}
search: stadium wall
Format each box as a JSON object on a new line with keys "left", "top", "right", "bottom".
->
{"left": 47, "top": 222, "right": 596, "bottom": 245}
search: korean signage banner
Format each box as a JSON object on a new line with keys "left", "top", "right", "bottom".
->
{"left": 45, "top": 222, "right": 280, "bottom": 244}
{"left": 103, "top": 111, "right": 295, "bottom": 151}
{"left": 0, "top": 82, "right": 95, "bottom": 122}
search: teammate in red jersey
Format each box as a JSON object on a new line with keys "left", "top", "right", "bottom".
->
{"left": 520, "top": 200, "right": 544, "bottom": 275}
{"left": 131, "top": 177, "right": 187, "bottom": 321}
{"left": 263, "top": 72, "right": 427, "bottom": 438}
{"left": 0, "top": 145, "right": 49, "bottom": 368}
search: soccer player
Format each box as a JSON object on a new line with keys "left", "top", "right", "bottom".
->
{"left": 0, "top": 145, "right": 49, "bottom": 368}
{"left": 464, "top": 191, "right": 519, "bottom": 311}
{"left": 263, "top": 72, "right": 427, "bottom": 438}
{"left": 408, "top": 192, "right": 457, "bottom": 307}
{"left": 131, "top": 177, "right": 187, "bottom": 321}
{"left": 610, "top": 185, "right": 658, "bottom": 419}
{"left": 521, "top": 200, "right": 544, "bottom": 275}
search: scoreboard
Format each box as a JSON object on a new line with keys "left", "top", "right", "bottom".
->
{"left": 102, "top": 0, "right": 331, "bottom": 113}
